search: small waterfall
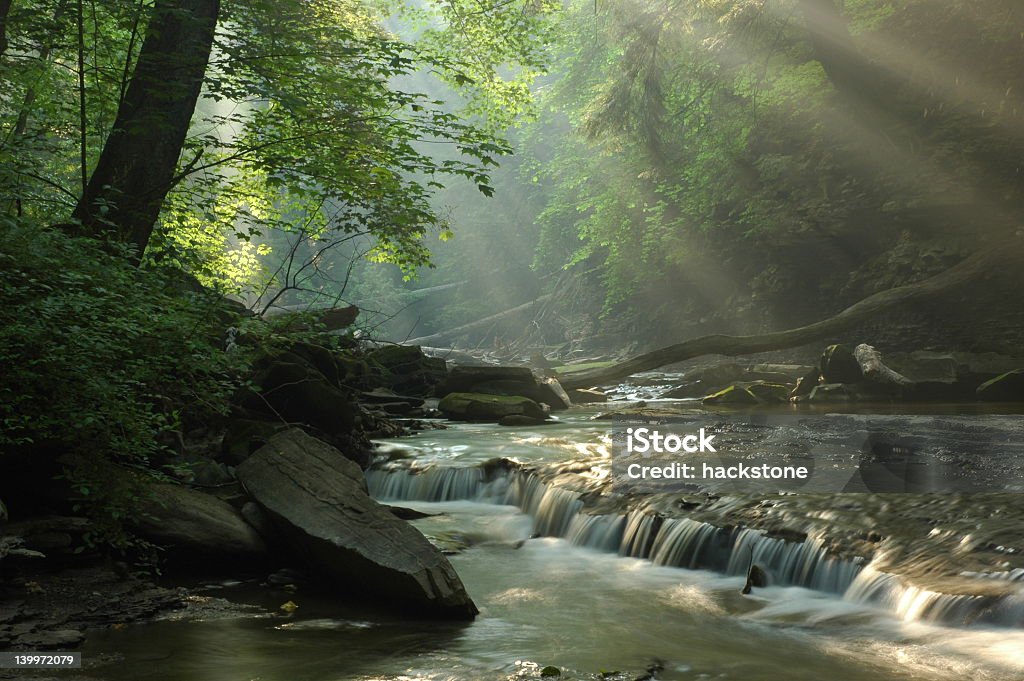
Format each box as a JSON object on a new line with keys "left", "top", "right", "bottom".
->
{"left": 620, "top": 511, "right": 663, "bottom": 560}
{"left": 565, "top": 513, "right": 626, "bottom": 552}
{"left": 726, "top": 530, "right": 862, "bottom": 594}
{"left": 844, "top": 564, "right": 1024, "bottom": 627}
{"left": 650, "top": 518, "right": 730, "bottom": 571}
{"left": 367, "top": 462, "right": 1023, "bottom": 629}
{"left": 531, "top": 486, "right": 585, "bottom": 537}
{"left": 366, "top": 464, "right": 514, "bottom": 502}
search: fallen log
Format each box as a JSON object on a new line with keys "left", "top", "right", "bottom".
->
{"left": 854, "top": 343, "right": 912, "bottom": 389}
{"left": 405, "top": 294, "right": 554, "bottom": 346}
{"left": 561, "top": 246, "right": 1006, "bottom": 390}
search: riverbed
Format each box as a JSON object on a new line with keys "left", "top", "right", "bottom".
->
{"left": 76, "top": 391, "right": 1024, "bottom": 681}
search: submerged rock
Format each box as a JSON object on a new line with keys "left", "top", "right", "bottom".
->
{"left": 438, "top": 392, "right": 547, "bottom": 422}
{"left": 237, "top": 429, "right": 478, "bottom": 619}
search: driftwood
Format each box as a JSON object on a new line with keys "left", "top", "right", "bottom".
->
{"left": 853, "top": 344, "right": 912, "bottom": 388}
{"left": 406, "top": 294, "right": 554, "bottom": 346}
{"left": 561, "top": 246, "right": 1005, "bottom": 390}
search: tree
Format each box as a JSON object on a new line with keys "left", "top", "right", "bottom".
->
{"left": 71, "top": 0, "right": 220, "bottom": 262}
{"left": 0, "top": 0, "right": 11, "bottom": 59}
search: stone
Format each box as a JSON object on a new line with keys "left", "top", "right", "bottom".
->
{"left": 976, "top": 369, "right": 1024, "bottom": 402}
{"left": 437, "top": 366, "right": 571, "bottom": 411}
{"left": 131, "top": 484, "right": 268, "bottom": 561}
{"left": 438, "top": 393, "right": 547, "bottom": 422}
{"left": 240, "top": 501, "right": 274, "bottom": 540}
{"left": 687, "top": 362, "right": 745, "bottom": 386}
{"left": 14, "top": 628, "right": 84, "bottom": 649}
{"left": 790, "top": 366, "right": 821, "bottom": 400}
{"left": 366, "top": 345, "right": 448, "bottom": 396}
{"left": 741, "top": 564, "right": 767, "bottom": 595}
{"left": 702, "top": 385, "right": 759, "bottom": 405}
{"left": 886, "top": 351, "right": 959, "bottom": 384}
{"left": 236, "top": 429, "right": 478, "bottom": 619}
{"left": 220, "top": 419, "right": 288, "bottom": 466}
{"left": 820, "top": 344, "right": 863, "bottom": 384}
{"left": 437, "top": 365, "right": 535, "bottom": 394}
{"left": 359, "top": 388, "right": 425, "bottom": 407}
{"left": 245, "top": 355, "right": 357, "bottom": 436}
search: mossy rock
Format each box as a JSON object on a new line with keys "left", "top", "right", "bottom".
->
{"left": 976, "top": 368, "right": 1024, "bottom": 401}
{"left": 702, "top": 385, "right": 758, "bottom": 405}
{"left": 540, "top": 666, "right": 561, "bottom": 678}
{"left": 438, "top": 392, "right": 546, "bottom": 421}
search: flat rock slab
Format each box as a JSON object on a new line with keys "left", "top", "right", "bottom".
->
{"left": 438, "top": 392, "right": 547, "bottom": 421}
{"left": 237, "top": 429, "right": 477, "bottom": 619}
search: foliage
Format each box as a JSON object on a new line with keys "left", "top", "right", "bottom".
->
{"left": 517, "top": 0, "right": 1024, "bottom": 323}
{"left": 0, "top": 218, "right": 253, "bottom": 543}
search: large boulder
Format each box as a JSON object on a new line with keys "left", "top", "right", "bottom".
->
{"left": 438, "top": 392, "right": 547, "bottom": 422}
{"left": 132, "top": 484, "right": 268, "bottom": 562}
{"left": 236, "top": 430, "right": 478, "bottom": 619}
{"left": 243, "top": 352, "right": 357, "bottom": 436}
{"left": 437, "top": 365, "right": 534, "bottom": 393}
{"left": 437, "top": 366, "right": 571, "bottom": 410}
{"left": 365, "top": 345, "right": 448, "bottom": 396}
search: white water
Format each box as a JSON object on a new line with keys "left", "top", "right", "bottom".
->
{"left": 78, "top": 409, "right": 1024, "bottom": 680}
{"left": 364, "top": 413, "right": 1024, "bottom": 678}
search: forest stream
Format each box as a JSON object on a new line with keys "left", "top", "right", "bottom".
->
{"left": 73, "top": 377, "right": 1024, "bottom": 681}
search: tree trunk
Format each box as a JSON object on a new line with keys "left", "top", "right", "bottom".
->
{"left": 560, "top": 246, "right": 1007, "bottom": 390}
{"left": 796, "top": 0, "right": 899, "bottom": 115}
{"left": 0, "top": 0, "right": 11, "bottom": 60}
{"left": 72, "top": 0, "right": 219, "bottom": 262}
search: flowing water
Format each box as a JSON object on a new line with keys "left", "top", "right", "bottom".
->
{"left": 80, "top": 396, "right": 1024, "bottom": 681}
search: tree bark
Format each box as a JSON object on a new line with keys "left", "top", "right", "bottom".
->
{"left": 796, "top": 0, "right": 897, "bottom": 114}
{"left": 0, "top": 0, "right": 11, "bottom": 60}
{"left": 560, "top": 246, "right": 1007, "bottom": 390}
{"left": 853, "top": 343, "right": 912, "bottom": 389}
{"left": 72, "top": 0, "right": 219, "bottom": 262}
